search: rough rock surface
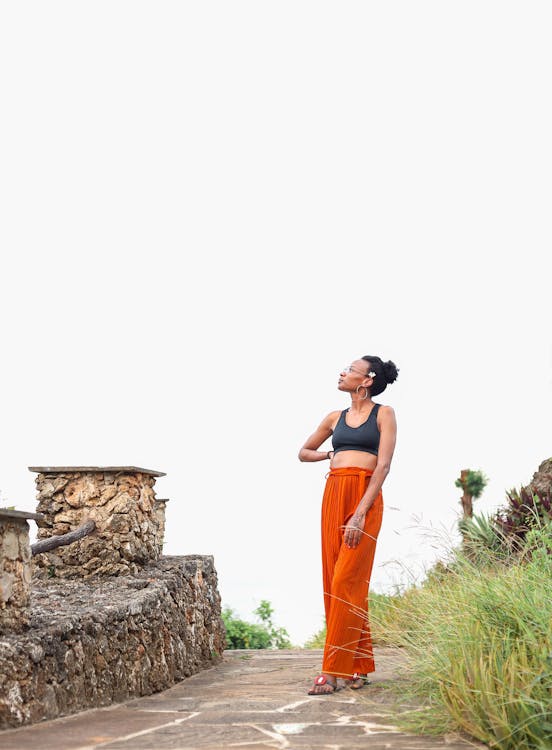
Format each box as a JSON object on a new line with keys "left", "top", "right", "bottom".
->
{"left": 33, "top": 470, "right": 163, "bottom": 578}
{"left": 0, "top": 516, "right": 33, "bottom": 633}
{"left": 527, "top": 457, "right": 552, "bottom": 495}
{"left": 0, "top": 555, "right": 226, "bottom": 729}
{"left": 153, "top": 499, "right": 168, "bottom": 556}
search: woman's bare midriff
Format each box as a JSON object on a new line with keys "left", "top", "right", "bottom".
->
{"left": 330, "top": 450, "right": 378, "bottom": 470}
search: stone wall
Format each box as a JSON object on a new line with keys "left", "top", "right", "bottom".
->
{"left": 154, "top": 498, "right": 169, "bottom": 556}
{"left": 30, "top": 467, "right": 165, "bottom": 578}
{"left": 0, "top": 555, "right": 226, "bottom": 729}
{"left": 0, "top": 511, "right": 42, "bottom": 635}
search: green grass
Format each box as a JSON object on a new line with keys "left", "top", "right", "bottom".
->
{"left": 368, "top": 526, "right": 552, "bottom": 749}
{"left": 304, "top": 525, "right": 552, "bottom": 748}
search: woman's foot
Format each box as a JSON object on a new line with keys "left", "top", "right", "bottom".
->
{"left": 345, "top": 672, "right": 371, "bottom": 690}
{"left": 307, "top": 674, "right": 340, "bottom": 695}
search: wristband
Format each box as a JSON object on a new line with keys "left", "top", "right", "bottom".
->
{"left": 327, "top": 450, "right": 333, "bottom": 460}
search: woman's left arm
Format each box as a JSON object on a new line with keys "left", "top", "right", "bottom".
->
{"left": 343, "top": 406, "right": 397, "bottom": 548}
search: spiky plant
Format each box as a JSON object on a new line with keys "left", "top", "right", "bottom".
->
{"left": 494, "top": 486, "right": 552, "bottom": 549}
{"left": 458, "top": 512, "right": 508, "bottom": 562}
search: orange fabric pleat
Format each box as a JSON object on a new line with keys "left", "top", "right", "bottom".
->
{"left": 321, "top": 467, "right": 383, "bottom": 678}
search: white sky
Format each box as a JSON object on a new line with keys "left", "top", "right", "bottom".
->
{"left": 1, "top": 2, "right": 551, "bottom": 645}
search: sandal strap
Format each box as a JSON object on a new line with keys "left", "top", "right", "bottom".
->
{"left": 308, "top": 674, "right": 339, "bottom": 693}
{"left": 349, "top": 673, "right": 371, "bottom": 685}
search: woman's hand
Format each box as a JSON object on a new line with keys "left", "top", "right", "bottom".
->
{"left": 343, "top": 513, "right": 366, "bottom": 549}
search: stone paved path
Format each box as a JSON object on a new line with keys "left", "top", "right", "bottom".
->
{"left": 0, "top": 649, "right": 484, "bottom": 750}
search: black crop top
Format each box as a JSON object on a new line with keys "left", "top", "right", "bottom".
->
{"left": 331, "top": 404, "right": 381, "bottom": 456}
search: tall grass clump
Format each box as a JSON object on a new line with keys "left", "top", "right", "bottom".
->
{"left": 370, "top": 523, "right": 552, "bottom": 749}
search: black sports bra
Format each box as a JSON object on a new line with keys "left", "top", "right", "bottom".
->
{"left": 331, "top": 404, "right": 381, "bottom": 456}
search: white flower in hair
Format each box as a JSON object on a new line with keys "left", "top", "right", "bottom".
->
{"left": 369, "top": 371, "right": 376, "bottom": 377}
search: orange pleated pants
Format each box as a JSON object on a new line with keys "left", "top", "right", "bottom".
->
{"left": 321, "top": 467, "right": 383, "bottom": 678}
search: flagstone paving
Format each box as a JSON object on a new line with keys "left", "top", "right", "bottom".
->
{"left": 0, "top": 648, "right": 484, "bottom": 750}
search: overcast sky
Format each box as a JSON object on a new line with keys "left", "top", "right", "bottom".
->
{"left": 1, "top": 2, "right": 551, "bottom": 645}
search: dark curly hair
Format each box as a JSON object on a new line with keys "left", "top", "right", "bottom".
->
{"left": 361, "top": 355, "right": 399, "bottom": 397}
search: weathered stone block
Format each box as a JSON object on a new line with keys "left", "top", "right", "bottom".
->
{"left": 2, "top": 531, "right": 19, "bottom": 560}
{"left": 0, "top": 574, "right": 15, "bottom": 602}
{"left": 0, "top": 510, "right": 42, "bottom": 634}
{"left": 527, "top": 457, "right": 552, "bottom": 496}
{"left": 29, "top": 467, "right": 166, "bottom": 578}
{"left": 0, "top": 556, "right": 226, "bottom": 729}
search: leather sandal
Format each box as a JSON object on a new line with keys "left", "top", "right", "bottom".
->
{"left": 346, "top": 672, "right": 372, "bottom": 690}
{"left": 307, "top": 674, "right": 340, "bottom": 695}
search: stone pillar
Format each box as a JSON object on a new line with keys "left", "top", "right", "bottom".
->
{"left": 0, "top": 510, "right": 43, "bottom": 633}
{"left": 154, "top": 498, "right": 169, "bottom": 555}
{"left": 29, "top": 466, "right": 166, "bottom": 579}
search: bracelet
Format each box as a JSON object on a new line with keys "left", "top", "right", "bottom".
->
{"left": 327, "top": 450, "right": 333, "bottom": 460}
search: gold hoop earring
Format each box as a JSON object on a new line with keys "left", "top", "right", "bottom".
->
{"left": 355, "top": 385, "right": 369, "bottom": 400}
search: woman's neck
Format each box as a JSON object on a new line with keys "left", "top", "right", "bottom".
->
{"left": 349, "top": 396, "right": 374, "bottom": 412}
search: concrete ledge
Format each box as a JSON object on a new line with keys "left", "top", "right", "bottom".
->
{"left": 0, "top": 510, "right": 43, "bottom": 522}
{"left": 28, "top": 467, "right": 166, "bottom": 477}
{"left": 0, "top": 555, "right": 226, "bottom": 729}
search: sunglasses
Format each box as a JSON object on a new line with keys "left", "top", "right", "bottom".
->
{"left": 343, "top": 365, "right": 376, "bottom": 377}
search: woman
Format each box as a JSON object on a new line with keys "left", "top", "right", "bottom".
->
{"left": 298, "top": 355, "right": 398, "bottom": 695}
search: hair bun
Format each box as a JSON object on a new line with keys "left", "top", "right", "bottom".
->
{"left": 383, "top": 360, "right": 399, "bottom": 384}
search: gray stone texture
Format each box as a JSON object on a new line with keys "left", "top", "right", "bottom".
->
{"left": 154, "top": 499, "right": 169, "bottom": 556}
{"left": 528, "top": 457, "right": 552, "bottom": 495}
{"left": 32, "top": 469, "right": 164, "bottom": 578}
{"left": 0, "top": 555, "right": 226, "bottom": 729}
{"left": 0, "top": 514, "right": 34, "bottom": 634}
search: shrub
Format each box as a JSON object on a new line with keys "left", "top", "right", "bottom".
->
{"left": 222, "top": 600, "right": 291, "bottom": 649}
{"left": 458, "top": 512, "right": 510, "bottom": 563}
{"left": 253, "top": 600, "right": 291, "bottom": 649}
{"left": 303, "top": 623, "right": 326, "bottom": 649}
{"left": 222, "top": 607, "right": 272, "bottom": 649}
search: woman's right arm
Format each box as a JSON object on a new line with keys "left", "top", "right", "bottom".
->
{"left": 298, "top": 412, "right": 339, "bottom": 462}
